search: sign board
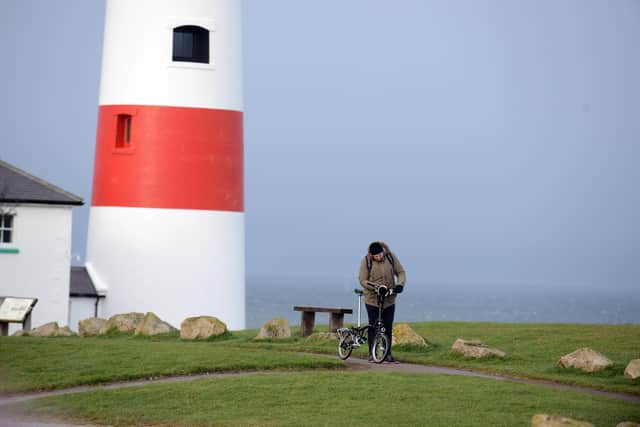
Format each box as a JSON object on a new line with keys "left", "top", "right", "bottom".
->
{"left": 0, "top": 298, "right": 37, "bottom": 322}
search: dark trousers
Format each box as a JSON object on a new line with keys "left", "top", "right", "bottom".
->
{"left": 365, "top": 303, "right": 395, "bottom": 356}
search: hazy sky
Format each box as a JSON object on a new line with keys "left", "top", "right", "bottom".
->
{"left": 1, "top": 1, "right": 638, "bottom": 290}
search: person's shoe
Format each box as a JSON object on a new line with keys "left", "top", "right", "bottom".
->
{"left": 367, "top": 355, "right": 374, "bottom": 362}
{"left": 385, "top": 355, "right": 397, "bottom": 363}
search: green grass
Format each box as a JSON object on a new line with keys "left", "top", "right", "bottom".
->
{"left": 242, "top": 322, "right": 640, "bottom": 395}
{"left": 23, "top": 372, "right": 640, "bottom": 427}
{"left": 1, "top": 322, "right": 638, "bottom": 396}
{"left": 0, "top": 334, "right": 342, "bottom": 393}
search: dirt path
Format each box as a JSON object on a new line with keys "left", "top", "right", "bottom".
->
{"left": 1, "top": 357, "right": 638, "bottom": 426}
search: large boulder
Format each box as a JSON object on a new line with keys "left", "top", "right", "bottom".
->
{"left": 392, "top": 323, "right": 428, "bottom": 347}
{"left": 451, "top": 338, "right": 506, "bottom": 358}
{"left": 531, "top": 414, "right": 593, "bottom": 427}
{"left": 556, "top": 348, "right": 613, "bottom": 373}
{"left": 99, "top": 312, "right": 145, "bottom": 334}
{"left": 12, "top": 330, "right": 28, "bottom": 336}
{"left": 29, "top": 322, "right": 60, "bottom": 337}
{"left": 78, "top": 317, "right": 106, "bottom": 337}
{"left": 29, "top": 322, "right": 76, "bottom": 337}
{"left": 617, "top": 423, "right": 640, "bottom": 427}
{"left": 180, "top": 316, "right": 227, "bottom": 340}
{"left": 255, "top": 318, "right": 291, "bottom": 339}
{"left": 624, "top": 359, "right": 640, "bottom": 380}
{"left": 135, "top": 312, "right": 177, "bottom": 336}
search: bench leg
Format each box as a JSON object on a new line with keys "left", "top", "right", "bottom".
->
{"left": 0, "top": 322, "right": 8, "bottom": 336}
{"left": 329, "top": 313, "right": 344, "bottom": 332}
{"left": 301, "top": 311, "right": 315, "bottom": 337}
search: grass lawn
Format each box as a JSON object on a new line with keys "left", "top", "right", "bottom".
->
{"left": 244, "top": 322, "right": 640, "bottom": 395}
{"left": 0, "top": 334, "right": 342, "bottom": 393}
{"left": 23, "top": 372, "right": 640, "bottom": 427}
{"left": 1, "top": 322, "right": 638, "bottom": 396}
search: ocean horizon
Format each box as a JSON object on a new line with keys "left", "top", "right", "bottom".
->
{"left": 246, "top": 277, "right": 640, "bottom": 329}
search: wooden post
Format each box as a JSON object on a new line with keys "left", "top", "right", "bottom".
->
{"left": 329, "top": 313, "right": 345, "bottom": 332}
{"left": 301, "top": 311, "right": 315, "bottom": 337}
{"left": 22, "top": 312, "right": 32, "bottom": 332}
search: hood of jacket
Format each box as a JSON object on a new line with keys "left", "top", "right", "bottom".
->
{"left": 368, "top": 241, "right": 391, "bottom": 257}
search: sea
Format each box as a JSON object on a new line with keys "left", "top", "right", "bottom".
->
{"left": 245, "top": 277, "right": 640, "bottom": 329}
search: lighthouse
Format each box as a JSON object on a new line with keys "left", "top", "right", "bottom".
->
{"left": 85, "top": 0, "right": 245, "bottom": 329}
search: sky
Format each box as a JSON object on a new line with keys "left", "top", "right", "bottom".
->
{"left": 1, "top": 1, "right": 638, "bottom": 291}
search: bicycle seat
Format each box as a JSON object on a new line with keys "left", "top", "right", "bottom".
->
{"left": 354, "top": 288, "right": 363, "bottom": 296}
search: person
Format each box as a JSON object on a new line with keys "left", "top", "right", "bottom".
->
{"left": 358, "top": 241, "right": 406, "bottom": 362}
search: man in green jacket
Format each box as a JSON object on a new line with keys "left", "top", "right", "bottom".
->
{"left": 359, "top": 241, "right": 406, "bottom": 362}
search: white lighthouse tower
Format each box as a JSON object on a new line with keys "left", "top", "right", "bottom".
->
{"left": 85, "top": 0, "right": 245, "bottom": 329}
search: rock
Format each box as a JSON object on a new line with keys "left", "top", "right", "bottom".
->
{"left": 135, "top": 312, "right": 177, "bottom": 336}
{"left": 99, "top": 312, "right": 145, "bottom": 334}
{"left": 531, "top": 414, "right": 593, "bottom": 427}
{"left": 27, "top": 322, "right": 75, "bottom": 337}
{"left": 78, "top": 317, "right": 106, "bottom": 337}
{"left": 556, "top": 348, "right": 614, "bottom": 373}
{"left": 29, "top": 322, "right": 61, "bottom": 337}
{"left": 12, "top": 330, "right": 28, "bottom": 336}
{"left": 180, "top": 316, "right": 227, "bottom": 340}
{"left": 255, "top": 318, "right": 291, "bottom": 339}
{"left": 617, "top": 422, "right": 640, "bottom": 427}
{"left": 55, "top": 326, "right": 76, "bottom": 337}
{"left": 307, "top": 332, "right": 337, "bottom": 340}
{"left": 392, "top": 323, "right": 428, "bottom": 347}
{"left": 451, "top": 338, "right": 506, "bottom": 358}
{"left": 624, "top": 359, "right": 640, "bottom": 380}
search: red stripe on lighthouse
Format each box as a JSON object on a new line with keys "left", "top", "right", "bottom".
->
{"left": 91, "top": 105, "right": 243, "bottom": 211}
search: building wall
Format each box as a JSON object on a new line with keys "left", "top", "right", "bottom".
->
{"left": 87, "top": 207, "right": 245, "bottom": 330}
{"left": 69, "top": 297, "right": 101, "bottom": 332}
{"left": 0, "top": 204, "right": 73, "bottom": 334}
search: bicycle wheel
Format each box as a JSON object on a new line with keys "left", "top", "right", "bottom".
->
{"left": 371, "top": 332, "right": 389, "bottom": 363}
{"left": 337, "top": 335, "right": 353, "bottom": 360}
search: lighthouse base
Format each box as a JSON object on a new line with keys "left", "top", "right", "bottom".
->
{"left": 85, "top": 206, "right": 245, "bottom": 330}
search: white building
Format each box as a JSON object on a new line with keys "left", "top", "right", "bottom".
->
{"left": 0, "top": 159, "right": 84, "bottom": 334}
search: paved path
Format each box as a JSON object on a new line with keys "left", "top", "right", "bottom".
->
{"left": 1, "top": 356, "right": 638, "bottom": 426}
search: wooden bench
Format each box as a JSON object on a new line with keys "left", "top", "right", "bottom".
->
{"left": 293, "top": 306, "right": 353, "bottom": 337}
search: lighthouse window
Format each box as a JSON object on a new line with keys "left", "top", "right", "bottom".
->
{"left": 0, "top": 214, "right": 13, "bottom": 243}
{"left": 173, "top": 25, "right": 209, "bottom": 64}
{"left": 116, "top": 114, "right": 132, "bottom": 148}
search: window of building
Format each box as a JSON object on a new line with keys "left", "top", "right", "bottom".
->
{"left": 115, "top": 114, "right": 132, "bottom": 148}
{"left": 0, "top": 214, "right": 14, "bottom": 243}
{"left": 173, "top": 25, "right": 209, "bottom": 64}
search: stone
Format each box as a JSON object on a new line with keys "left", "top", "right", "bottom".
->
{"left": 78, "top": 317, "right": 106, "bottom": 337}
{"left": 617, "top": 423, "right": 640, "bottom": 427}
{"left": 27, "top": 322, "right": 75, "bottom": 337}
{"left": 55, "top": 326, "right": 76, "bottom": 337}
{"left": 135, "top": 312, "right": 177, "bottom": 336}
{"left": 392, "top": 323, "right": 428, "bottom": 347}
{"left": 180, "top": 316, "right": 227, "bottom": 340}
{"left": 451, "top": 338, "right": 506, "bottom": 358}
{"left": 99, "top": 312, "right": 145, "bottom": 334}
{"left": 29, "top": 322, "right": 61, "bottom": 337}
{"left": 531, "top": 414, "right": 593, "bottom": 427}
{"left": 11, "top": 330, "right": 28, "bottom": 336}
{"left": 255, "top": 318, "right": 291, "bottom": 339}
{"left": 624, "top": 359, "right": 640, "bottom": 380}
{"left": 556, "top": 348, "right": 614, "bottom": 373}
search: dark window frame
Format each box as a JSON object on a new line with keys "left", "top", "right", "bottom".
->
{"left": 172, "top": 25, "right": 209, "bottom": 64}
{"left": 0, "top": 214, "right": 14, "bottom": 244}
